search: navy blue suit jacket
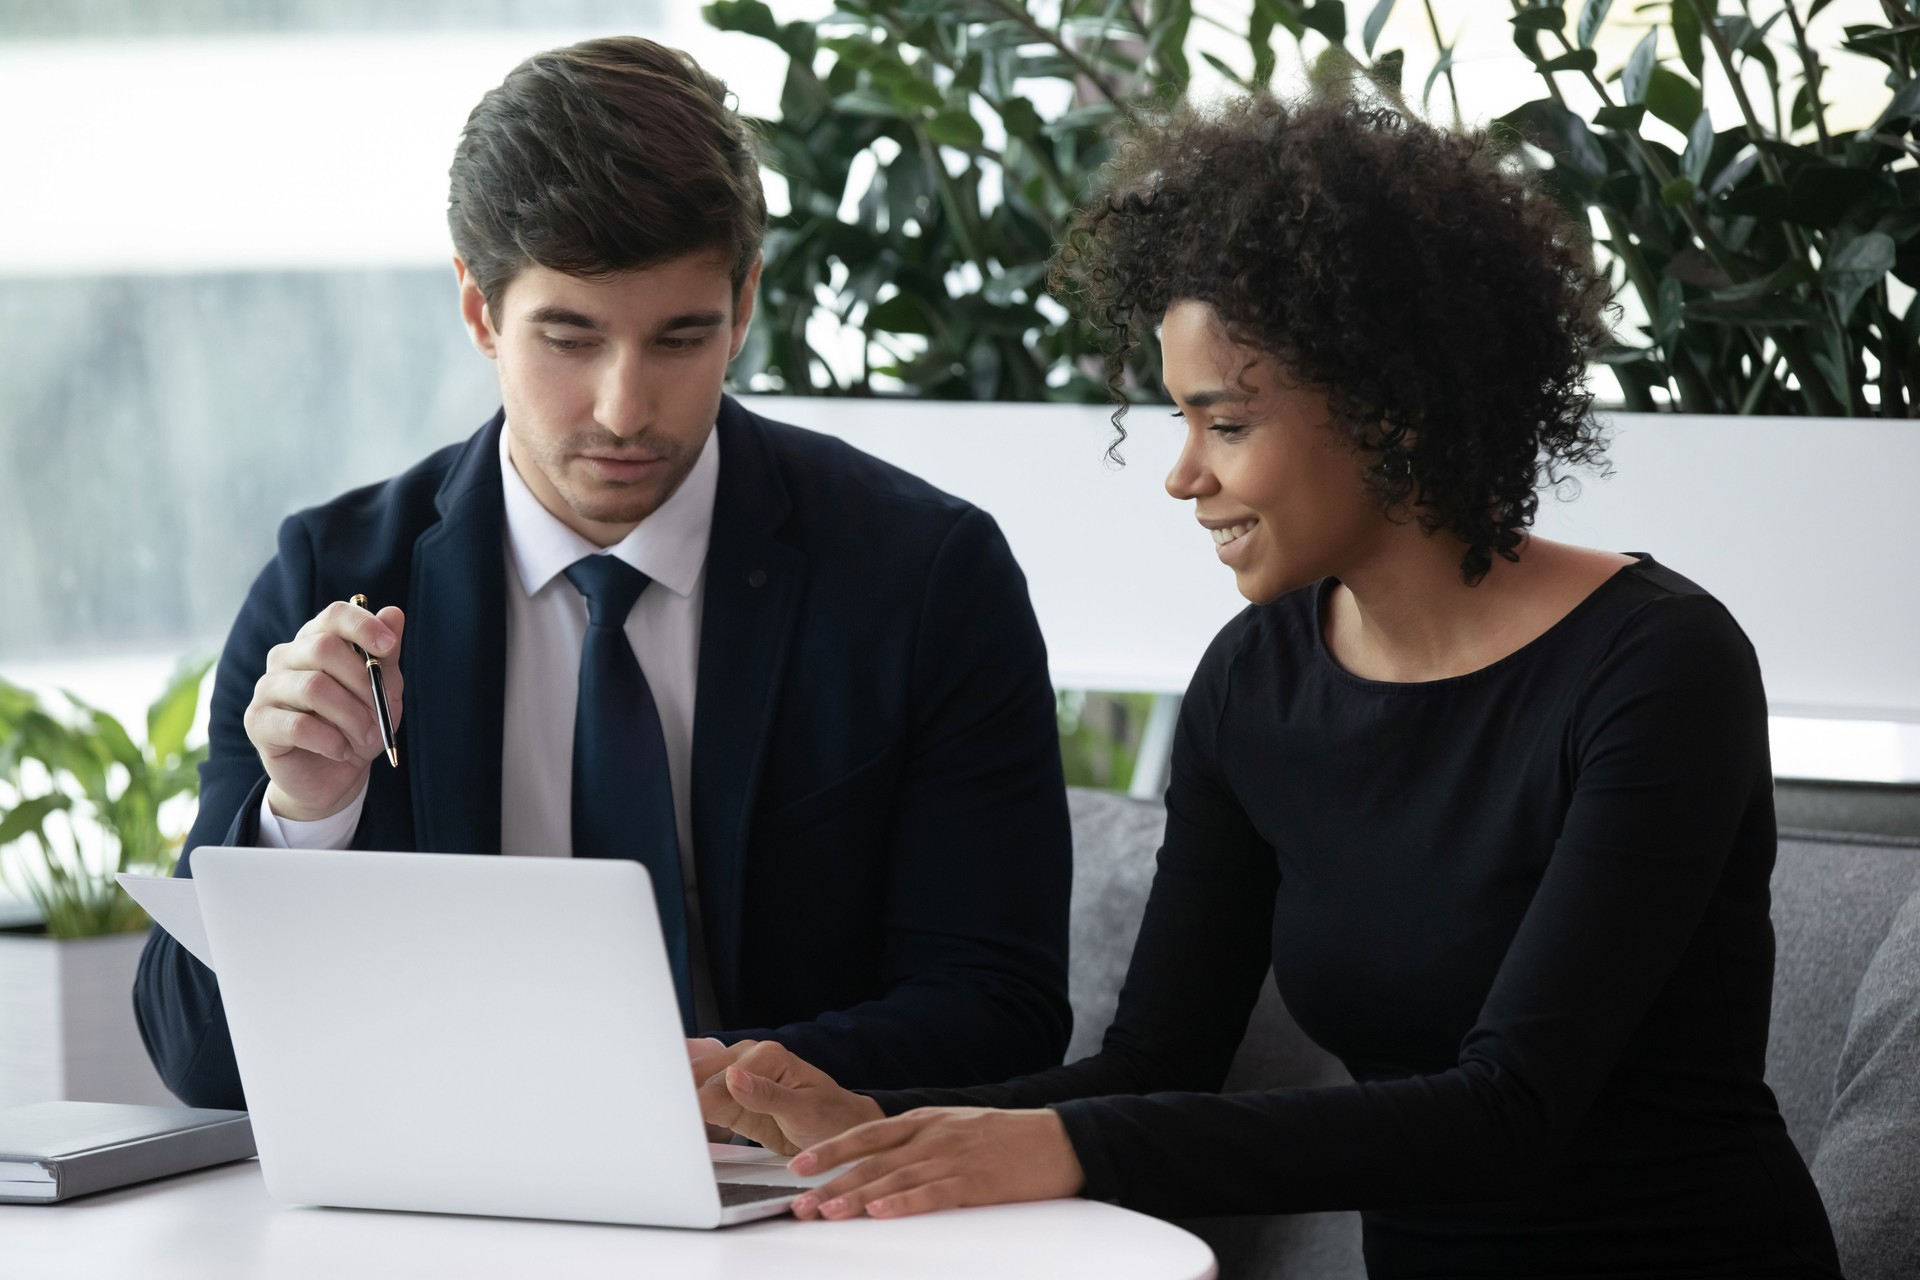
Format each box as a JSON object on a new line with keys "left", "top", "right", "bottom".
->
{"left": 134, "top": 397, "right": 1072, "bottom": 1109}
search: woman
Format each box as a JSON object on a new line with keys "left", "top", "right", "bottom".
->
{"left": 692, "top": 95, "right": 1843, "bottom": 1277}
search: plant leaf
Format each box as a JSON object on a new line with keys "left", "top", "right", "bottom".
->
{"left": 1540, "top": 49, "right": 1598, "bottom": 73}
{"left": 1497, "top": 97, "right": 1607, "bottom": 182}
{"left": 1821, "top": 232, "right": 1895, "bottom": 323}
{"left": 868, "top": 292, "right": 936, "bottom": 335}
{"left": 1200, "top": 50, "right": 1250, "bottom": 87}
{"left": 1369, "top": 48, "right": 1405, "bottom": 90}
{"left": 1680, "top": 108, "right": 1714, "bottom": 183}
{"left": 1511, "top": 7, "right": 1568, "bottom": 32}
{"left": 1621, "top": 29, "right": 1658, "bottom": 102}
{"left": 0, "top": 792, "right": 71, "bottom": 850}
{"left": 1363, "top": 0, "right": 1396, "bottom": 55}
{"left": 1576, "top": 0, "right": 1612, "bottom": 48}
{"left": 1785, "top": 165, "right": 1885, "bottom": 229}
{"left": 1250, "top": 0, "right": 1279, "bottom": 84}
{"left": 1655, "top": 273, "right": 1685, "bottom": 348}
{"left": 1644, "top": 66, "right": 1703, "bottom": 132}
{"left": 1301, "top": 0, "right": 1348, "bottom": 43}
{"left": 1672, "top": 0, "right": 1704, "bottom": 80}
{"left": 1594, "top": 103, "right": 1647, "bottom": 130}
{"left": 1710, "top": 259, "right": 1816, "bottom": 302}
{"left": 1685, "top": 295, "right": 1824, "bottom": 326}
{"left": 1662, "top": 175, "right": 1698, "bottom": 205}
{"left": 1422, "top": 44, "right": 1455, "bottom": 108}
{"left": 147, "top": 658, "right": 211, "bottom": 765}
{"left": 702, "top": 0, "right": 782, "bottom": 43}
{"left": 925, "top": 108, "right": 984, "bottom": 148}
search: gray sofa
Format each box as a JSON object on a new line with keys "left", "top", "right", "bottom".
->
{"left": 1064, "top": 787, "right": 1920, "bottom": 1280}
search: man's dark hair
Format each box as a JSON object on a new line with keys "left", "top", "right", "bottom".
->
{"left": 448, "top": 36, "right": 767, "bottom": 313}
{"left": 1052, "top": 93, "right": 1613, "bottom": 585}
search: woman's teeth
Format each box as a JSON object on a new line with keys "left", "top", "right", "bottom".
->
{"left": 1210, "top": 522, "right": 1256, "bottom": 546}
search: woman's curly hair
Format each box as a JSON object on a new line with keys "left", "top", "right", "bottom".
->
{"left": 1050, "top": 93, "right": 1614, "bottom": 585}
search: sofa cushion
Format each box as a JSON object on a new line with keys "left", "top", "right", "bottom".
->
{"left": 1766, "top": 830, "right": 1920, "bottom": 1160}
{"left": 1063, "top": 791, "right": 1920, "bottom": 1280}
{"left": 1809, "top": 883, "right": 1920, "bottom": 1280}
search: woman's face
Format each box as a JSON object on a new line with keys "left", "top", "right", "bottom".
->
{"left": 1161, "top": 299, "right": 1387, "bottom": 604}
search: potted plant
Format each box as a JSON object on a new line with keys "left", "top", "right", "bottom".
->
{"left": 0, "top": 659, "right": 210, "bottom": 1107}
{"left": 710, "top": 0, "right": 1916, "bottom": 415}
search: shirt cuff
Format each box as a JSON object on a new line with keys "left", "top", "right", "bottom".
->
{"left": 257, "top": 779, "right": 369, "bottom": 850}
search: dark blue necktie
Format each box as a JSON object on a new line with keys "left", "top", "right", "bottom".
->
{"left": 563, "top": 555, "right": 695, "bottom": 1031}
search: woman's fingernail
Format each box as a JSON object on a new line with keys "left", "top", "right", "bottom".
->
{"left": 789, "top": 1152, "right": 815, "bottom": 1174}
{"left": 792, "top": 1194, "right": 816, "bottom": 1216}
{"left": 821, "top": 1197, "right": 848, "bottom": 1217}
{"left": 867, "top": 1198, "right": 891, "bottom": 1216}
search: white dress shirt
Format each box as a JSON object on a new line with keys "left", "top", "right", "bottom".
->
{"left": 259, "top": 422, "right": 723, "bottom": 1026}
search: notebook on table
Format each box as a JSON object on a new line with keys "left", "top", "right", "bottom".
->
{"left": 0, "top": 1101, "right": 254, "bottom": 1203}
{"left": 120, "top": 850, "right": 838, "bottom": 1228}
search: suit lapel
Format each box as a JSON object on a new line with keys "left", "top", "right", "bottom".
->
{"left": 406, "top": 413, "right": 509, "bottom": 856}
{"left": 692, "top": 397, "right": 805, "bottom": 1017}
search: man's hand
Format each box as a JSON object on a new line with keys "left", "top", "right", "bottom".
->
{"left": 694, "top": 1040, "right": 883, "bottom": 1156}
{"left": 786, "top": 1107, "right": 1084, "bottom": 1221}
{"left": 686, "top": 1038, "right": 734, "bottom": 1143}
{"left": 245, "top": 600, "right": 406, "bottom": 823}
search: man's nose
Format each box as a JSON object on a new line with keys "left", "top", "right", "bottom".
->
{"left": 596, "top": 350, "right": 653, "bottom": 438}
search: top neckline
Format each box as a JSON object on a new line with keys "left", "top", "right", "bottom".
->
{"left": 1310, "top": 553, "right": 1653, "bottom": 692}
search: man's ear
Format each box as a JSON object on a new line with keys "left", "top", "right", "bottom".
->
{"left": 728, "top": 255, "right": 763, "bottom": 361}
{"left": 453, "top": 256, "right": 499, "bottom": 359}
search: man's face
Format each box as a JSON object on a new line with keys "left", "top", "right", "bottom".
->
{"left": 455, "top": 250, "right": 760, "bottom": 546}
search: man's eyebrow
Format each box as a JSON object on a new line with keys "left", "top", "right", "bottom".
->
{"left": 525, "top": 305, "right": 599, "bottom": 330}
{"left": 658, "top": 310, "right": 727, "bottom": 331}
{"left": 1168, "top": 388, "right": 1250, "bottom": 409}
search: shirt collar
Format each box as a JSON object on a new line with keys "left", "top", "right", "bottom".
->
{"left": 498, "top": 421, "right": 720, "bottom": 599}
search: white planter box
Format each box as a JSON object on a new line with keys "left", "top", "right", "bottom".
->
{"left": 0, "top": 929, "right": 177, "bottom": 1108}
{"left": 746, "top": 399, "right": 1920, "bottom": 723}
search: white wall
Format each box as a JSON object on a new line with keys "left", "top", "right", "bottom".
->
{"left": 747, "top": 398, "right": 1920, "bottom": 781}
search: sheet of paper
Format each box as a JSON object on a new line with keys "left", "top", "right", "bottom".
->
{"left": 115, "top": 873, "right": 215, "bottom": 971}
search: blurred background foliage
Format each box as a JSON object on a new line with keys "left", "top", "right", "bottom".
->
{"left": 0, "top": 662, "right": 210, "bottom": 938}
{"left": 1500, "top": 0, "right": 1920, "bottom": 416}
{"left": 1058, "top": 690, "right": 1161, "bottom": 789}
{"left": 710, "top": 0, "right": 1919, "bottom": 417}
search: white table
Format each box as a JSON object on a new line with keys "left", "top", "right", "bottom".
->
{"left": 2, "top": 1159, "right": 1217, "bottom": 1279}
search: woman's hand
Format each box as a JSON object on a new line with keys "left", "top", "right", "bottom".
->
{"left": 784, "top": 1106, "right": 1085, "bottom": 1221}
{"left": 693, "top": 1039, "right": 883, "bottom": 1156}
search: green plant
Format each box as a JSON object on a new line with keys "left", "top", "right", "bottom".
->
{"left": 1058, "top": 689, "right": 1160, "bottom": 789}
{"left": 1494, "top": 0, "right": 1920, "bottom": 416}
{"left": 0, "top": 660, "right": 211, "bottom": 938}
{"left": 715, "top": 0, "right": 1917, "bottom": 416}
{"left": 705, "top": 0, "right": 1371, "bottom": 400}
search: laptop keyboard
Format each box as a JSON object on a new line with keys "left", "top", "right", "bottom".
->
{"left": 718, "top": 1181, "right": 797, "bottom": 1208}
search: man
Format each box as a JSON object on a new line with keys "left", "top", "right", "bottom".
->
{"left": 134, "top": 36, "right": 1071, "bottom": 1109}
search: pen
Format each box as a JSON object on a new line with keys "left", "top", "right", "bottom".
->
{"left": 349, "top": 594, "right": 399, "bottom": 768}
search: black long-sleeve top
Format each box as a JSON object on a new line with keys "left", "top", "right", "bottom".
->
{"left": 873, "top": 557, "right": 1842, "bottom": 1278}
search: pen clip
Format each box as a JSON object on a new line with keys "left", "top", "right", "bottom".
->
{"left": 348, "top": 594, "right": 381, "bottom": 667}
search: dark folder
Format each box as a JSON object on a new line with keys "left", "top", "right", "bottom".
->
{"left": 0, "top": 1101, "right": 254, "bottom": 1203}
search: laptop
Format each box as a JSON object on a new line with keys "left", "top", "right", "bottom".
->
{"left": 140, "top": 846, "right": 835, "bottom": 1227}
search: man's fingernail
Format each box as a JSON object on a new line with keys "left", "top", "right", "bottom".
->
{"left": 372, "top": 629, "right": 395, "bottom": 653}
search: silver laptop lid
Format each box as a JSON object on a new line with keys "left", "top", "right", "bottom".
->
{"left": 191, "top": 847, "right": 725, "bottom": 1228}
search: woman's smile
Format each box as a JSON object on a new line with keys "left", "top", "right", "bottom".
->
{"left": 1203, "top": 517, "right": 1261, "bottom": 567}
